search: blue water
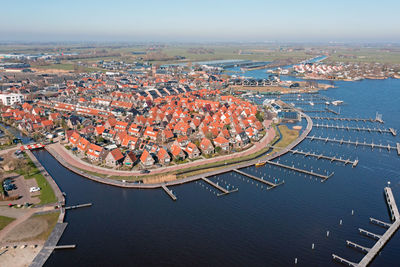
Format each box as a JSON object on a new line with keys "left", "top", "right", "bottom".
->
{"left": 30, "top": 78, "right": 400, "bottom": 266}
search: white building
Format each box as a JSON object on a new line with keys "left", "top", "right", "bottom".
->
{"left": 0, "top": 93, "right": 24, "bottom": 106}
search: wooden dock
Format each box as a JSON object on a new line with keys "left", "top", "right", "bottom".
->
{"left": 232, "top": 169, "right": 283, "bottom": 189}
{"left": 201, "top": 177, "right": 238, "bottom": 196}
{"left": 309, "top": 116, "right": 383, "bottom": 123}
{"left": 161, "top": 185, "right": 177, "bottom": 201}
{"left": 269, "top": 145, "right": 358, "bottom": 167}
{"left": 313, "top": 123, "right": 396, "bottom": 136}
{"left": 264, "top": 160, "right": 333, "bottom": 181}
{"left": 333, "top": 187, "right": 400, "bottom": 267}
{"left": 307, "top": 135, "right": 397, "bottom": 152}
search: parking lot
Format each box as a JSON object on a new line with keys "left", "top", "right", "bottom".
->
{"left": 1, "top": 174, "right": 40, "bottom": 205}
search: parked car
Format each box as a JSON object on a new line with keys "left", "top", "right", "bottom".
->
{"left": 140, "top": 170, "right": 150, "bottom": 174}
{"left": 29, "top": 187, "right": 41, "bottom": 193}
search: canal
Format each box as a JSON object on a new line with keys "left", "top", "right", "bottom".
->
{"left": 28, "top": 78, "right": 400, "bottom": 266}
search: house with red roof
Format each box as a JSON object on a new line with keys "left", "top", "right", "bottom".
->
{"left": 77, "top": 137, "right": 90, "bottom": 154}
{"left": 121, "top": 135, "right": 138, "bottom": 150}
{"left": 161, "top": 129, "right": 174, "bottom": 143}
{"left": 200, "top": 137, "right": 214, "bottom": 155}
{"left": 170, "top": 143, "right": 185, "bottom": 160}
{"left": 69, "top": 132, "right": 81, "bottom": 147}
{"left": 105, "top": 148, "right": 125, "bottom": 167}
{"left": 184, "top": 142, "right": 200, "bottom": 159}
{"left": 157, "top": 148, "right": 170, "bottom": 165}
{"left": 127, "top": 124, "right": 142, "bottom": 137}
{"left": 123, "top": 151, "right": 137, "bottom": 168}
{"left": 213, "top": 136, "right": 230, "bottom": 152}
{"left": 143, "top": 126, "right": 159, "bottom": 142}
{"left": 86, "top": 143, "right": 107, "bottom": 162}
{"left": 115, "top": 121, "right": 129, "bottom": 132}
{"left": 41, "top": 119, "right": 54, "bottom": 130}
{"left": 140, "top": 150, "right": 155, "bottom": 167}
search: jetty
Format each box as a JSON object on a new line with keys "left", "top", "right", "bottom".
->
{"left": 269, "top": 145, "right": 358, "bottom": 167}
{"left": 65, "top": 203, "right": 92, "bottom": 210}
{"left": 369, "top": 217, "right": 392, "bottom": 228}
{"left": 30, "top": 222, "right": 68, "bottom": 267}
{"left": 358, "top": 228, "right": 381, "bottom": 240}
{"left": 201, "top": 177, "right": 238, "bottom": 196}
{"left": 264, "top": 160, "right": 333, "bottom": 180}
{"left": 332, "top": 187, "right": 400, "bottom": 267}
{"left": 313, "top": 123, "right": 396, "bottom": 136}
{"left": 161, "top": 185, "right": 177, "bottom": 201}
{"left": 309, "top": 116, "right": 384, "bottom": 123}
{"left": 307, "top": 135, "right": 399, "bottom": 152}
{"left": 232, "top": 169, "right": 283, "bottom": 189}
{"left": 325, "top": 107, "right": 340, "bottom": 115}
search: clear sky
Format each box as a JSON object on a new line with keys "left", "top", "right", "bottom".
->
{"left": 1, "top": 0, "right": 399, "bottom": 42}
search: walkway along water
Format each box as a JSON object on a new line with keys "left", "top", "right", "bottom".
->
{"left": 44, "top": 110, "right": 315, "bottom": 191}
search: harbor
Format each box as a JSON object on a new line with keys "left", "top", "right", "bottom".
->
{"left": 17, "top": 77, "right": 400, "bottom": 267}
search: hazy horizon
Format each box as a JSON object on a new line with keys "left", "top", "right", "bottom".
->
{"left": 2, "top": 0, "right": 400, "bottom": 43}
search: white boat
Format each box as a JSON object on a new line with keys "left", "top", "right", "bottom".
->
{"left": 309, "top": 101, "right": 314, "bottom": 106}
{"left": 331, "top": 100, "right": 343, "bottom": 106}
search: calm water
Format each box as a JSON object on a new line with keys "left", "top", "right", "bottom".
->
{"left": 31, "top": 77, "right": 400, "bottom": 266}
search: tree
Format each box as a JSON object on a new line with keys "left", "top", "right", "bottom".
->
{"left": 256, "top": 111, "right": 264, "bottom": 122}
{"left": 215, "top": 146, "right": 222, "bottom": 153}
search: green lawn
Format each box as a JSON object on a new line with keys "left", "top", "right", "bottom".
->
{"left": 271, "top": 125, "right": 299, "bottom": 153}
{"left": 17, "top": 154, "right": 57, "bottom": 205}
{"left": 0, "top": 215, "right": 15, "bottom": 231}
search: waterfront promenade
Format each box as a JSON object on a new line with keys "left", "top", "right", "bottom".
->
{"left": 44, "top": 111, "right": 313, "bottom": 189}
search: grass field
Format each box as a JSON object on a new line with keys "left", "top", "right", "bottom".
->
{"left": 0, "top": 215, "right": 15, "bottom": 231}
{"left": 271, "top": 125, "right": 299, "bottom": 153}
{"left": 17, "top": 154, "right": 57, "bottom": 205}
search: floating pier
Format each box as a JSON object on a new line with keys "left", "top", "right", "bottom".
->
{"left": 54, "top": 245, "right": 76, "bottom": 249}
{"left": 310, "top": 116, "right": 383, "bottom": 123}
{"left": 307, "top": 135, "right": 398, "bottom": 152}
{"left": 370, "top": 217, "right": 392, "bottom": 228}
{"left": 269, "top": 146, "right": 358, "bottom": 167}
{"left": 232, "top": 169, "right": 283, "bottom": 189}
{"left": 64, "top": 203, "right": 92, "bottom": 210}
{"left": 333, "top": 187, "right": 400, "bottom": 267}
{"left": 313, "top": 123, "right": 396, "bottom": 136}
{"left": 359, "top": 228, "right": 381, "bottom": 240}
{"left": 201, "top": 177, "right": 238, "bottom": 196}
{"left": 346, "top": 240, "right": 370, "bottom": 253}
{"left": 325, "top": 107, "right": 340, "bottom": 115}
{"left": 332, "top": 254, "right": 357, "bottom": 267}
{"left": 161, "top": 185, "right": 177, "bottom": 201}
{"left": 264, "top": 160, "right": 333, "bottom": 180}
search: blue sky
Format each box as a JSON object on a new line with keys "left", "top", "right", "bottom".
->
{"left": 1, "top": 0, "right": 399, "bottom": 42}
